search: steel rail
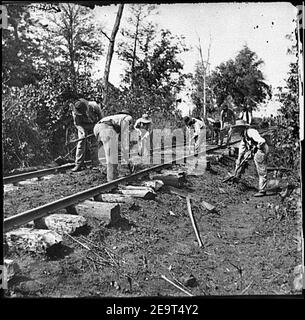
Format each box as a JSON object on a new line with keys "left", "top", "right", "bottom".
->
{"left": 3, "top": 143, "right": 187, "bottom": 185}
{"left": 3, "top": 142, "right": 229, "bottom": 232}
{"left": 3, "top": 163, "right": 75, "bottom": 185}
{"left": 3, "top": 127, "right": 275, "bottom": 184}
{"left": 3, "top": 127, "right": 274, "bottom": 232}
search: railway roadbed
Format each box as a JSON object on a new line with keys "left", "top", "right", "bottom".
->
{"left": 3, "top": 160, "right": 302, "bottom": 297}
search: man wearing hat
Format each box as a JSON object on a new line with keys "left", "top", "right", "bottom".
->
{"left": 134, "top": 114, "right": 153, "bottom": 157}
{"left": 72, "top": 99, "right": 102, "bottom": 172}
{"left": 183, "top": 116, "right": 205, "bottom": 156}
{"left": 93, "top": 110, "right": 133, "bottom": 181}
{"left": 232, "top": 119, "right": 269, "bottom": 197}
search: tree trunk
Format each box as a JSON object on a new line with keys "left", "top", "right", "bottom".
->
{"left": 131, "top": 15, "right": 140, "bottom": 89}
{"left": 103, "top": 4, "right": 124, "bottom": 107}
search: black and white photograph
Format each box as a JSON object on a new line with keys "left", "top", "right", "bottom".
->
{"left": 1, "top": 1, "right": 303, "bottom": 303}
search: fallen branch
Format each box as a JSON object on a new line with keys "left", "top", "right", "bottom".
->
{"left": 64, "top": 232, "right": 90, "bottom": 250}
{"left": 161, "top": 275, "right": 193, "bottom": 296}
{"left": 168, "top": 186, "right": 216, "bottom": 212}
{"left": 186, "top": 197, "right": 203, "bottom": 247}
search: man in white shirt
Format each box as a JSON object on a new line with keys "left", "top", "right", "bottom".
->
{"left": 134, "top": 114, "right": 153, "bottom": 157}
{"left": 232, "top": 120, "right": 269, "bottom": 197}
{"left": 183, "top": 116, "right": 205, "bottom": 156}
{"left": 93, "top": 110, "right": 132, "bottom": 181}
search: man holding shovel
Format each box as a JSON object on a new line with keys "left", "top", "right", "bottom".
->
{"left": 229, "top": 119, "right": 269, "bottom": 197}
{"left": 71, "top": 99, "right": 102, "bottom": 172}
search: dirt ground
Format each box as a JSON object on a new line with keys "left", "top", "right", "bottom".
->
{"left": 3, "top": 156, "right": 302, "bottom": 298}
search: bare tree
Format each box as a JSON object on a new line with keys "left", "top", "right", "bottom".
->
{"left": 196, "top": 34, "right": 212, "bottom": 120}
{"left": 102, "top": 4, "right": 124, "bottom": 107}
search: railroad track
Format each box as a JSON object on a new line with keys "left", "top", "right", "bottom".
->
{"left": 3, "top": 127, "right": 274, "bottom": 233}
{"left": 3, "top": 143, "right": 187, "bottom": 185}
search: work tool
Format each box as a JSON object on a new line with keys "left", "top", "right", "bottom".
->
{"left": 53, "top": 145, "right": 77, "bottom": 166}
{"left": 222, "top": 149, "right": 253, "bottom": 183}
{"left": 66, "top": 133, "right": 94, "bottom": 145}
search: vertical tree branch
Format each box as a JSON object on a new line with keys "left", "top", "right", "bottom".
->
{"left": 131, "top": 13, "right": 140, "bottom": 89}
{"left": 103, "top": 4, "right": 124, "bottom": 107}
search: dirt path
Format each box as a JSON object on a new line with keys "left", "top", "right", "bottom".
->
{"left": 3, "top": 160, "right": 302, "bottom": 297}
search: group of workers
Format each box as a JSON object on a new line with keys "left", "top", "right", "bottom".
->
{"left": 70, "top": 95, "right": 269, "bottom": 197}
{"left": 71, "top": 99, "right": 153, "bottom": 181}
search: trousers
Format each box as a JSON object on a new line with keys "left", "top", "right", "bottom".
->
{"left": 94, "top": 122, "right": 119, "bottom": 182}
{"left": 75, "top": 124, "right": 99, "bottom": 166}
{"left": 236, "top": 144, "right": 269, "bottom": 192}
{"left": 193, "top": 128, "right": 206, "bottom": 156}
{"left": 253, "top": 144, "right": 269, "bottom": 192}
{"left": 219, "top": 122, "right": 233, "bottom": 145}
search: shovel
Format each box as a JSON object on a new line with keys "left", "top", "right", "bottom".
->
{"left": 222, "top": 150, "right": 253, "bottom": 183}
{"left": 53, "top": 145, "right": 77, "bottom": 166}
{"left": 66, "top": 133, "right": 94, "bottom": 146}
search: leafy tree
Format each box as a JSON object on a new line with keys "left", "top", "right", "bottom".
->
{"left": 2, "top": 84, "right": 51, "bottom": 172}
{"left": 2, "top": 4, "right": 43, "bottom": 87}
{"left": 206, "top": 45, "right": 272, "bottom": 114}
{"left": 42, "top": 3, "right": 104, "bottom": 94}
{"left": 118, "top": 4, "right": 158, "bottom": 89}
{"left": 2, "top": 3, "right": 108, "bottom": 170}
{"left": 119, "top": 11, "right": 188, "bottom": 126}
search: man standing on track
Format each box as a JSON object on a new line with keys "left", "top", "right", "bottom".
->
{"left": 219, "top": 98, "right": 236, "bottom": 146}
{"left": 183, "top": 116, "right": 205, "bottom": 156}
{"left": 232, "top": 120, "right": 269, "bottom": 197}
{"left": 134, "top": 113, "right": 153, "bottom": 157}
{"left": 93, "top": 109, "right": 133, "bottom": 182}
{"left": 71, "top": 99, "right": 102, "bottom": 172}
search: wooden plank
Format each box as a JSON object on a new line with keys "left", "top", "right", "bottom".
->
{"left": 116, "top": 188, "right": 156, "bottom": 200}
{"left": 93, "top": 193, "right": 134, "bottom": 204}
{"left": 34, "top": 214, "right": 87, "bottom": 235}
{"left": 74, "top": 201, "right": 121, "bottom": 225}
{"left": 5, "top": 228, "right": 62, "bottom": 254}
{"left": 149, "top": 173, "right": 185, "bottom": 187}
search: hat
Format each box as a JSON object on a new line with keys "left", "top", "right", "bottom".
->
{"left": 73, "top": 99, "right": 88, "bottom": 116}
{"left": 231, "top": 119, "right": 251, "bottom": 130}
{"left": 139, "top": 114, "right": 152, "bottom": 123}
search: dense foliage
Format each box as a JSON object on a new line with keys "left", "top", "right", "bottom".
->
{"left": 271, "top": 60, "right": 300, "bottom": 171}
{"left": 2, "top": 4, "right": 190, "bottom": 172}
{"left": 191, "top": 45, "right": 272, "bottom": 119}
